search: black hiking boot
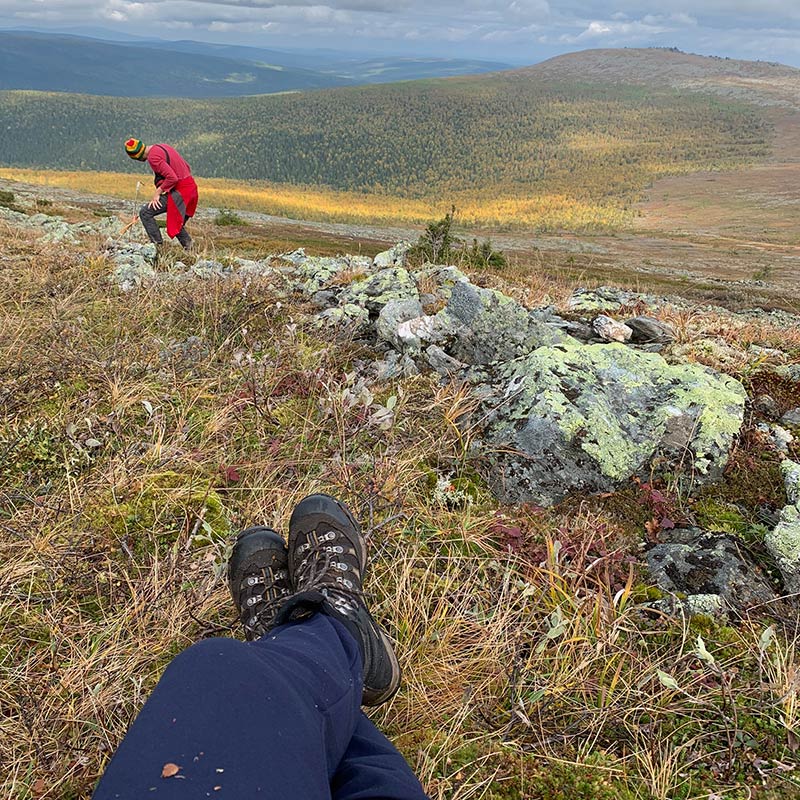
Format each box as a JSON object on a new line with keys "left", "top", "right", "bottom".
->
{"left": 277, "top": 493, "right": 401, "bottom": 706}
{"left": 228, "top": 526, "right": 292, "bottom": 641}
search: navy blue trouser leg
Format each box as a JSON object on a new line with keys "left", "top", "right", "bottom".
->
{"left": 333, "top": 715, "right": 430, "bottom": 800}
{"left": 92, "top": 613, "right": 428, "bottom": 799}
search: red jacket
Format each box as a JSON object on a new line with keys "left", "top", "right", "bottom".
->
{"left": 147, "top": 144, "right": 199, "bottom": 238}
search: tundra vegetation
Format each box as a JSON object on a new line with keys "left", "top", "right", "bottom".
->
{"left": 1, "top": 197, "right": 799, "bottom": 799}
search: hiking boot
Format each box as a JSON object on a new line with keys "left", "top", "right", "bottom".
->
{"left": 281, "top": 493, "right": 401, "bottom": 706}
{"left": 228, "top": 526, "right": 292, "bottom": 641}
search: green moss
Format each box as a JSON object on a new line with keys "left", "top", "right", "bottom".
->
{"left": 85, "top": 471, "right": 231, "bottom": 557}
{"left": 631, "top": 583, "right": 664, "bottom": 602}
{"left": 694, "top": 497, "right": 771, "bottom": 545}
{"left": 524, "top": 754, "right": 637, "bottom": 800}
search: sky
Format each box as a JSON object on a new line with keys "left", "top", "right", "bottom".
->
{"left": 1, "top": 0, "right": 799, "bottom": 67}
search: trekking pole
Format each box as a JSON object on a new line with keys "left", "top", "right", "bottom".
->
{"left": 122, "top": 181, "right": 142, "bottom": 238}
{"left": 119, "top": 216, "right": 140, "bottom": 236}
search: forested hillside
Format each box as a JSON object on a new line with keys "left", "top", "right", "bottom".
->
{"left": 0, "top": 70, "right": 770, "bottom": 208}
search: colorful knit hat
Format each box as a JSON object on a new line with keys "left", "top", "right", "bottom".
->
{"left": 125, "top": 138, "right": 147, "bottom": 160}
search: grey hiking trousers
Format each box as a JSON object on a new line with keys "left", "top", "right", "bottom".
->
{"left": 139, "top": 195, "right": 192, "bottom": 249}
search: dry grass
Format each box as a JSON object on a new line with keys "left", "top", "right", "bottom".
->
{"left": 0, "top": 168, "right": 630, "bottom": 232}
{"left": 2, "top": 220, "right": 800, "bottom": 799}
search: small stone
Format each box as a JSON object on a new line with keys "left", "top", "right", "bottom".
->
{"left": 425, "top": 345, "right": 465, "bottom": 377}
{"left": 311, "top": 290, "right": 338, "bottom": 309}
{"left": 592, "top": 315, "right": 633, "bottom": 342}
{"left": 756, "top": 422, "right": 793, "bottom": 454}
{"left": 625, "top": 316, "right": 676, "bottom": 344}
{"left": 754, "top": 394, "right": 780, "bottom": 420}
{"left": 781, "top": 408, "right": 800, "bottom": 428}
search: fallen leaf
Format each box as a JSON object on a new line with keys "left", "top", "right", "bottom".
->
{"left": 31, "top": 779, "right": 47, "bottom": 796}
{"left": 221, "top": 465, "right": 241, "bottom": 484}
{"left": 161, "top": 763, "right": 181, "bottom": 778}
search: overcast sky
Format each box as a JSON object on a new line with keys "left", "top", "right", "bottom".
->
{"left": 1, "top": 0, "right": 798, "bottom": 66}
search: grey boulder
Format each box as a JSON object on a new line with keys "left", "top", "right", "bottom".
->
{"left": 474, "top": 341, "right": 746, "bottom": 505}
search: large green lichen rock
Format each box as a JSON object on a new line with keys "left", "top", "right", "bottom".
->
{"left": 475, "top": 342, "right": 746, "bottom": 505}
{"left": 765, "top": 460, "right": 800, "bottom": 593}
{"left": 293, "top": 255, "right": 350, "bottom": 294}
{"left": 342, "top": 267, "right": 419, "bottom": 314}
{"left": 444, "top": 280, "right": 570, "bottom": 365}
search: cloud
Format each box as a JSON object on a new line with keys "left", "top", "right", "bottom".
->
{"left": 2, "top": 0, "right": 800, "bottom": 66}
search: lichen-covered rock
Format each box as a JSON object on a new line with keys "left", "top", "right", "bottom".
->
{"left": 781, "top": 408, "right": 800, "bottom": 428}
{"left": 646, "top": 528, "right": 778, "bottom": 613}
{"left": 113, "top": 257, "right": 157, "bottom": 292}
{"left": 373, "top": 241, "right": 411, "bottom": 268}
{"left": 190, "top": 259, "right": 230, "bottom": 278}
{"left": 342, "top": 267, "right": 418, "bottom": 314}
{"left": 234, "top": 257, "right": 277, "bottom": 278}
{"left": 318, "top": 303, "right": 370, "bottom": 329}
{"left": 592, "top": 315, "right": 632, "bottom": 342}
{"left": 766, "top": 460, "right": 800, "bottom": 593}
{"left": 294, "top": 255, "right": 349, "bottom": 294}
{"left": 444, "top": 280, "right": 569, "bottom": 365}
{"left": 413, "top": 265, "right": 470, "bottom": 301}
{"left": 369, "top": 351, "right": 420, "bottom": 381}
{"left": 568, "top": 286, "right": 648, "bottom": 312}
{"left": 311, "top": 289, "right": 339, "bottom": 309}
{"left": 474, "top": 342, "right": 746, "bottom": 505}
{"left": 756, "top": 422, "right": 794, "bottom": 454}
{"left": 109, "top": 242, "right": 158, "bottom": 291}
{"left": 774, "top": 364, "right": 800, "bottom": 384}
{"left": 425, "top": 345, "right": 465, "bottom": 377}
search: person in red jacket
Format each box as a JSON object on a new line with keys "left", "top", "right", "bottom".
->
{"left": 125, "top": 138, "right": 198, "bottom": 252}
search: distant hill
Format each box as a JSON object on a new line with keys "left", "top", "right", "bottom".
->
{"left": 0, "top": 31, "right": 512, "bottom": 97}
{"left": 131, "top": 39, "right": 511, "bottom": 83}
{"left": 0, "top": 31, "right": 353, "bottom": 97}
{"left": 517, "top": 48, "right": 800, "bottom": 108}
{"left": 0, "top": 48, "right": 773, "bottom": 213}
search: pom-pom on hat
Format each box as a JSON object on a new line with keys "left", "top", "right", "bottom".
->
{"left": 125, "top": 138, "right": 147, "bottom": 160}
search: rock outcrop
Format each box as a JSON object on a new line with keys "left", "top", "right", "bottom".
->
{"left": 474, "top": 342, "right": 745, "bottom": 505}
{"left": 646, "top": 527, "right": 778, "bottom": 614}
{"left": 97, "top": 240, "right": 749, "bottom": 507}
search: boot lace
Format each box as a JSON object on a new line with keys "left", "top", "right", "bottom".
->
{"left": 294, "top": 530, "right": 361, "bottom": 616}
{"left": 241, "top": 566, "right": 290, "bottom": 636}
